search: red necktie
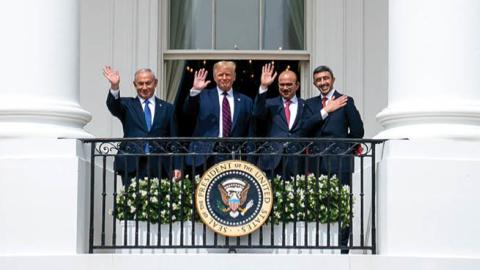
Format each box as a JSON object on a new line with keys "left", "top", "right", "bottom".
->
{"left": 284, "top": 99, "right": 292, "bottom": 127}
{"left": 322, "top": 97, "right": 328, "bottom": 108}
{"left": 222, "top": 92, "right": 232, "bottom": 137}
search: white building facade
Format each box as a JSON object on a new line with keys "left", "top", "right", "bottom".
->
{"left": 1, "top": 0, "right": 479, "bottom": 269}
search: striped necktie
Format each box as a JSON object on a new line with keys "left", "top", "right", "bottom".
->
{"left": 222, "top": 92, "right": 232, "bottom": 137}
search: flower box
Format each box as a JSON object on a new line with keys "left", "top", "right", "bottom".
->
{"left": 112, "top": 174, "right": 349, "bottom": 254}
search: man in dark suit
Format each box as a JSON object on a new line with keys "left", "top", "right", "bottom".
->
{"left": 254, "top": 64, "right": 348, "bottom": 179}
{"left": 304, "top": 65, "right": 364, "bottom": 183}
{"left": 103, "top": 66, "right": 181, "bottom": 185}
{"left": 304, "top": 65, "right": 364, "bottom": 254}
{"left": 183, "top": 61, "right": 253, "bottom": 168}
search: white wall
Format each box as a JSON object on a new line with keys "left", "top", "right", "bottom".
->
{"left": 1, "top": 254, "right": 480, "bottom": 270}
{"left": 80, "top": 0, "right": 158, "bottom": 138}
{"left": 311, "top": 0, "right": 388, "bottom": 138}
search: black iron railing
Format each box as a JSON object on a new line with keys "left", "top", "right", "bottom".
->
{"left": 81, "top": 137, "right": 385, "bottom": 254}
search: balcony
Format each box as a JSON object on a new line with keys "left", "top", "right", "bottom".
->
{"left": 81, "top": 137, "right": 385, "bottom": 254}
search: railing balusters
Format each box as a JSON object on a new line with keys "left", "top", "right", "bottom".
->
{"left": 112, "top": 170, "right": 118, "bottom": 246}
{"left": 360, "top": 156, "right": 365, "bottom": 247}
{"left": 371, "top": 143, "right": 377, "bottom": 255}
{"left": 88, "top": 142, "right": 95, "bottom": 253}
{"left": 81, "top": 137, "right": 384, "bottom": 253}
{"left": 101, "top": 156, "right": 107, "bottom": 246}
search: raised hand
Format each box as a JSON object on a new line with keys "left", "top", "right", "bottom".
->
{"left": 173, "top": 169, "right": 182, "bottom": 182}
{"left": 324, "top": 95, "right": 348, "bottom": 113}
{"left": 192, "top": 68, "right": 211, "bottom": 90}
{"left": 260, "top": 63, "right": 277, "bottom": 88}
{"left": 103, "top": 66, "right": 120, "bottom": 90}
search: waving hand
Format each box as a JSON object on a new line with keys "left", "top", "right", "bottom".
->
{"left": 103, "top": 66, "right": 120, "bottom": 90}
{"left": 192, "top": 68, "right": 211, "bottom": 90}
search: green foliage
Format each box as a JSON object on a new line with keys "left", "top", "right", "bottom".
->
{"left": 271, "top": 174, "right": 352, "bottom": 226}
{"left": 113, "top": 176, "right": 197, "bottom": 224}
{"left": 112, "top": 174, "right": 352, "bottom": 226}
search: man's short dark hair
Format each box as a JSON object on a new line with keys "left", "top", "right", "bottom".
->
{"left": 313, "top": 65, "right": 334, "bottom": 79}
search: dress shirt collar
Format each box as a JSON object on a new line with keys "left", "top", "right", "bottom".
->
{"left": 282, "top": 95, "right": 298, "bottom": 104}
{"left": 321, "top": 89, "right": 336, "bottom": 100}
{"left": 217, "top": 87, "right": 233, "bottom": 97}
{"left": 138, "top": 96, "right": 156, "bottom": 106}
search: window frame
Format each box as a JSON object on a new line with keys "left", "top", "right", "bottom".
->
{"left": 158, "top": 0, "right": 315, "bottom": 100}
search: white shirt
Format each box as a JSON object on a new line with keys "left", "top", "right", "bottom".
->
{"left": 283, "top": 96, "right": 298, "bottom": 130}
{"left": 217, "top": 88, "right": 234, "bottom": 137}
{"left": 110, "top": 89, "right": 155, "bottom": 125}
{"left": 138, "top": 96, "right": 156, "bottom": 126}
{"left": 190, "top": 87, "right": 234, "bottom": 137}
{"left": 320, "top": 89, "right": 337, "bottom": 120}
{"left": 259, "top": 86, "right": 298, "bottom": 129}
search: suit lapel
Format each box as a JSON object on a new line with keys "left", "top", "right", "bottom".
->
{"left": 133, "top": 97, "right": 149, "bottom": 132}
{"left": 333, "top": 91, "right": 343, "bottom": 99}
{"left": 320, "top": 91, "right": 344, "bottom": 131}
{"left": 151, "top": 97, "right": 164, "bottom": 131}
{"left": 232, "top": 91, "right": 240, "bottom": 129}
{"left": 291, "top": 98, "right": 303, "bottom": 131}
{"left": 312, "top": 95, "right": 330, "bottom": 132}
{"left": 210, "top": 88, "right": 221, "bottom": 120}
{"left": 276, "top": 97, "right": 289, "bottom": 130}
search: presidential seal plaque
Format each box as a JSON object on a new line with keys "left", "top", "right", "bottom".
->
{"left": 195, "top": 160, "right": 273, "bottom": 237}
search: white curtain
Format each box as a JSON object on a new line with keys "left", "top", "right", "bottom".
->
{"left": 286, "top": 0, "right": 304, "bottom": 50}
{"left": 164, "top": 0, "right": 193, "bottom": 102}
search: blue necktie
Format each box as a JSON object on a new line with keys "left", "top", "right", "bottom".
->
{"left": 144, "top": 100, "right": 152, "bottom": 131}
{"left": 144, "top": 100, "right": 152, "bottom": 153}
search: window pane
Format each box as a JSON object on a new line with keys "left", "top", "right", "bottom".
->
{"left": 169, "top": 0, "right": 212, "bottom": 49}
{"left": 263, "top": 0, "right": 304, "bottom": 50}
{"left": 215, "top": 0, "right": 259, "bottom": 50}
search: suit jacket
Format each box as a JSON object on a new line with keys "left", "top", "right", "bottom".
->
{"left": 253, "top": 94, "right": 309, "bottom": 172}
{"left": 107, "top": 92, "right": 178, "bottom": 175}
{"left": 182, "top": 88, "right": 253, "bottom": 166}
{"left": 304, "top": 90, "right": 364, "bottom": 173}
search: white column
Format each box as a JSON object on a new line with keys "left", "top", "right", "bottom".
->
{"left": 0, "top": 0, "right": 91, "bottom": 255}
{"left": 0, "top": 0, "right": 91, "bottom": 138}
{"left": 377, "top": 0, "right": 480, "bottom": 258}
{"left": 376, "top": 0, "right": 480, "bottom": 139}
